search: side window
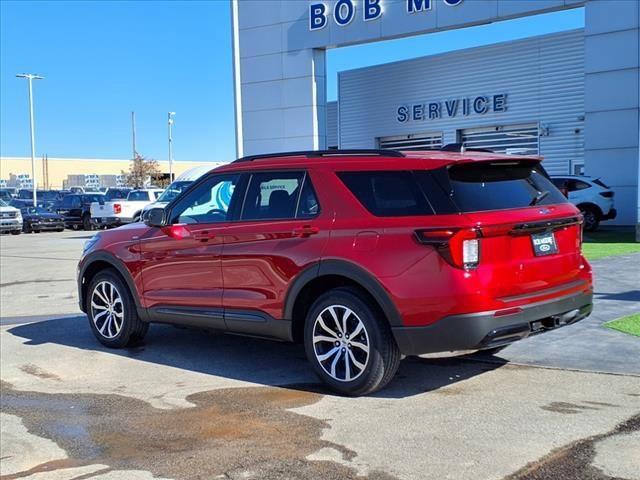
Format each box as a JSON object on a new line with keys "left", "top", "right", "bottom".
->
{"left": 338, "top": 171, "right": 433, "bottom": 217}
{"left": 573, "top": 180, "right": 591, "bottom": 191}
{"left": 297, "top": 174, "right": 320, "bottom": 218}
{"left": 551, "top": 178, "right": 567, "bottom": 189}
{"left": 241, "top": 171, "right": 312, "bottom": 221}
{"left": 171, "top": 174, "right": 240, "bottom": 224}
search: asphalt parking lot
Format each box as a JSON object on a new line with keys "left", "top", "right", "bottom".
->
{"left": 1, "top": 230, "right": 639, "bottom": 480}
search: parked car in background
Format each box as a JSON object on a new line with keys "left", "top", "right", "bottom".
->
{"left": 550, "top": 175, "right": 616, "bottom": 231}
{"left": 20, "top": 206, "right": 65, "bottom": 233}
{"left": 56, "top": 193, "right": 105, "bottom": 230}
{"left": 90, "top": 188, "right": 163, "bottom": 228}
{"left": 69, "top": 186, "right": 85, "bottom": 194}
{"left": 16, "top": 190, "right": 64, "bottom": 210}
{"left": 0, "top": 199, "right": 22, "bottom": 235}
{"left": 78, "top": 149, "right": 593, "bottom": 396}
{"left": 0, "top": 189, "right": 14, "bottom": 202}
{"left": 140, "top": 165, "right": 222, "bottom": 221}
{"left": 0, "top": 187, "right": 18, "bottom": 199}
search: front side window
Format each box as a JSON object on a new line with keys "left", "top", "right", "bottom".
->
{"left": 171, "top": 174, "right": 240, "bottom": 224}
{"left": 241, "top": 171, "right": 318, "bottom": 221}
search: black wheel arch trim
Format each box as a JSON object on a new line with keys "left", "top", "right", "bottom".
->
{"left": 283, "top": 259, "right": 403, "bottom": 327}
{"left": 576, "top": 202, "right": 603, "bottom": 217}
{"left": 78, "top": 251, "right": 144, "bottom": 314}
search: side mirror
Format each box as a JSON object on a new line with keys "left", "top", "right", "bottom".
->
{"left": 145, "top": 207, "right": 166, "bottom": 228}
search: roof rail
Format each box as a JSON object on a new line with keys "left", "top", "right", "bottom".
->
{"left": 234, "top": 149, "right": 405, "bottom": 163}
{"left": 440, "top": 143, "right": 495, "bottom": 153}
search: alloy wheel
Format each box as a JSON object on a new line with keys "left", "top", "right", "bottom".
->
{"left": 312, "top": 305, "right": 370, "bottom": 382}
{"left": 90, "top": 280, "right": 124, "bottom": 339}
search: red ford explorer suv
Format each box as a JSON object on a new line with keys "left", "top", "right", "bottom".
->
{"left": 78, "top": 149, "right": 593, "bottom": 395}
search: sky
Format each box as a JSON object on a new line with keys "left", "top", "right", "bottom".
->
{"left": 1, "top": 1, "right": 584, "bottom": 163}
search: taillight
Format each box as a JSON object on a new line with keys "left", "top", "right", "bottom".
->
{"left": 599, "top": 191, "right": 614, "bottom": 198}
{"left": 113, "top": 203, "right": 121, "bottom": 214}
{"left": 415, "top": 228, "right": 480, "bottom": 269}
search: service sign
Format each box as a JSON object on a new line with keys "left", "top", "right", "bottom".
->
{"left": 397, "top": 94, "right": 507, "bottom": 123}
{"left": 310, "top": 0, "right": 464, "bottom": 30}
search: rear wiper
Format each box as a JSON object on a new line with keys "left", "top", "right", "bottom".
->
{"left": 530, "top": 190, "right": 549, "bottom": 206}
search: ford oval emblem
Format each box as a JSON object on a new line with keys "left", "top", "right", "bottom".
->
{"left": 539, "top": 208, "right": 552, "bottom": 215}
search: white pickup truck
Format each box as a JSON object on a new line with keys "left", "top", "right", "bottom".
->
{"left": 91, "top": 189, "right": 163, "bottom": 228}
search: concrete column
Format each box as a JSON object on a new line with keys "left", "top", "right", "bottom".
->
{"left": 231, "top": 1, "right": 327, "bottom": 157}
{"left": 583, "top": 0, "right": 640, "bottom": 233}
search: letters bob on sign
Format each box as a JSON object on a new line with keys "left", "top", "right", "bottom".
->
{"left": 309, "top": 0, "right": 464, "bottom": 31}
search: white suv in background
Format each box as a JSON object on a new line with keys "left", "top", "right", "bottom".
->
{"left": 0, "top": 200, "right": 22, "bottom": 235}
{"left": 551, "top": 175, "right": 616, "bottom": 231}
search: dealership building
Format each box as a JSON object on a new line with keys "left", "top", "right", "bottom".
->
{"left": 231, "top": 0, "right": 640, "bottom": 229}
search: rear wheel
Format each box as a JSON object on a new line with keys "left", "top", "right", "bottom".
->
{"left": 304, "top": 287, "right": 400, "bottom": 396}
{"left": 82, "top": 213, "right": 93, "bottom": 231}
{"left": 87, "top": 269, "right": 148, "bottom": 348}
{"left": 580, "top": 205, "right": 600, "bottom": 232}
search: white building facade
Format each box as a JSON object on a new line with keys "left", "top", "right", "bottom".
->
{"left": 231, "top": 0, "right": 639, "bottom": 228}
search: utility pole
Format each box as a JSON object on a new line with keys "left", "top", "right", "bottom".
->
{"left": 168, "top": 112, "right": 175, "bottom": 182}
{"left": 131, "top": 111, "right": 137, "bottom": 159}
{"left": 16, "top": 73, "right": 44, "bottom": 206}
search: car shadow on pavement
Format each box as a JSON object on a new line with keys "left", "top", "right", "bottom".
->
{"left": 7, "top": 315, "right": 508, "bottom": 399}
{"left": 594, "top": 290, "right": 640, "bottom": 302}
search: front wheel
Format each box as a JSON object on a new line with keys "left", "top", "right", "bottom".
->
{"left": 87, "top": 269, "right": 148, "bottom": 348}
{"left": 304, "top": 287, "right": 400, "bottom": 396}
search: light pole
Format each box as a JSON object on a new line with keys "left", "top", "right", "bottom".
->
{"left": 168, "top": 112, "right": 175, "bottom": 182}
{"left": 16, "top": 73, "right": 44, "bottom": 206}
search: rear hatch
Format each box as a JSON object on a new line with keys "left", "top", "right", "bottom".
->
{"left": 417, "top": 159, "right": 586, "bottom": 300}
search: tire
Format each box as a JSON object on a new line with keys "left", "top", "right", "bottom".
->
{"left": 82, "top": 214, "right": 93, "bottom": 231}
{"left": 56, "top": 228, "right": 64, "bottom": 232}
{"left": 304, "top": 286, "right": 401, "bottom": 396}
{"left": 23, "top": 225, "right": 32, "bottom": 234}
{"left": 580, "top": 205, "right": 600, "bottom": 232}
{"left": 71, "top": 224, "right": 79, "bottom": 231}
{"left": 10, "top": 230, "right": 21, "bottom": 235}
{"left": 86, "top": 269, "right": 149, "bottom": 348}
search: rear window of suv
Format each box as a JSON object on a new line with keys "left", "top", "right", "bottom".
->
{"left": 338, "top": 161, "right": 568, "bottom": 216}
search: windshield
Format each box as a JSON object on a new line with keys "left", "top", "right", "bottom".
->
{"left": 21, "top": 206, "right": 49, "bottom": 214}
{"left": 0, "top": 199, "right": 7, "bottom": 207}
{"left": 83, "top": 194, "right": 104, "bottom": 203}
{"left": 156, "top": 181, "right": 191, "bottom": 203}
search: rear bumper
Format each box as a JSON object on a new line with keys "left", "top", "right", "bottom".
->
{"left": 392, "top": 290, "right": 593, "bottom": 356}
{"left": 92, "top": 217, "right": 133, "bottom": 227}
{"left": 602, "top": 208, "right": 617, "bottom": 221}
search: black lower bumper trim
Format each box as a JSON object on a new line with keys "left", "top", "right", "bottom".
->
{"left": 392, "top": 290, "right": 593, "bottom": 356}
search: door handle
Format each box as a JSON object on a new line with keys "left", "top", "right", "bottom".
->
{"left": 292, "top": 225, "right": 320, "bottom": 238}
{"left": 193, "top": 230, "right": 216, "bottom": 242}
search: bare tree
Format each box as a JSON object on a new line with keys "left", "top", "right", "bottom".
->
{"left": 122, "top": 154, "right": 161, "bottom": 188}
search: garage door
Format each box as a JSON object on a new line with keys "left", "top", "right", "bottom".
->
{"left": 458, "top": 123, "right": 539, "bottom": 155}
{"left": 378, "top": 132, "right": 443, "bottom": 151}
